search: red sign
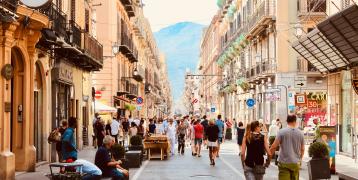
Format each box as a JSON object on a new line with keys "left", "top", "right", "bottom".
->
{"left": 307, "top": 100, "right": 318, "bottom": 108}
{"left": 95, "top": 90, "right": 102, "bottom": 99}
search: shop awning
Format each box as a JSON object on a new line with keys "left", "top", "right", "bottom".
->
{"left": 317, "top": 5, "right": 358, "bottom": 64}
{"left": 292, "top": 4, "right": 358, "bottom": 73}
{"left": 93, "top": 101, "right": 117, "bottom": 113}
{"left": 292, "top": 28, "right": 349, "bottom": 72}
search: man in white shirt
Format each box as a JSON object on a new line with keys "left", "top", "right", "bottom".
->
{"left": 111, "top": 114, "right": 120, "bottom": 144}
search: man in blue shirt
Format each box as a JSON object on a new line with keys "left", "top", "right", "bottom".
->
{"left": 75, "top": 159, "right": 102, "bottom": 180}
{"left": 215, "top": 115, "right": 225, "bottom": 158}
{"left": 62, "top": 117, "right": 78, "bottom": 162}
{"left": 95, "top": 135, "right": 128, "bottom": 180}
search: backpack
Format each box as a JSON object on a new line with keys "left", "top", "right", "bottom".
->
{"left": 48, "top": 128, "right": 61, "bottom": 144}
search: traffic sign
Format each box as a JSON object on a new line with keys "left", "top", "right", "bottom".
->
{"left": 136, "top": 97, "right": 144, "bottom": 105}
{"left": 192, "top": 98, "right": 199, "bottom": 104}
{"left": 136, "top": 105, "right": 142, "bottom": 111}
{"left": 295, "top": 75, "right": 307, "bottom": 88}
{"left": 211, "top": 108, "right": 216, "bottom": 112}
{"left": 95, "top": 90, "right": 102, "bottom": 99}
{"left": 246, "top": 98, "right": 255, "bottom": 108}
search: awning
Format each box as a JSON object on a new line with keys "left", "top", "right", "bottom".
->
{"left": 317, "top": 5, "right": 358, "bottom": 64}
{"left": 93, "top": 101, "right": 117, "bottom": 113}
{"left": 292, "top": 28, "right": 349, "bottom": 72}
{"left": 292, "top": 4, "right": 358, "bottom": 73}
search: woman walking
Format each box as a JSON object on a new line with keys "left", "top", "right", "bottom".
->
{"left": 241, "top": 121, "right": 272, "bottom": 180}
{"left": 206, "top": 119, "right": 219, "bottom": 166}
{"left": 237, "top": 121, "right": 245, "bottom": 155}
{"left": 95, "top": 118, "right": 106, "bottom": 147}
{"left": 165, "top": 118, "right": 177, "bottom": 156}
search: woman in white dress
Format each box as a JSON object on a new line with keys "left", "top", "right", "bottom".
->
{"left": 165, "top": 118, "right": 176, "bottom": 156}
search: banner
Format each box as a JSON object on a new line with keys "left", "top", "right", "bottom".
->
{"left": 319, "top": 126, "right": 336, "bottom": 174}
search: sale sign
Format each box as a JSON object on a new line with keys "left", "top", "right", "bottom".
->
{"left": 307, "top": 100, "right": 318, "bottom": 108}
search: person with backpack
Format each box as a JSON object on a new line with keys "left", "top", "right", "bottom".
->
{"left": 241, "top": 120, "right": 271, "bottom": 180}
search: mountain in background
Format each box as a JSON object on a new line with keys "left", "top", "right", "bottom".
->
{"left": 154, "top": 22, "right": 205, "bottom": 109}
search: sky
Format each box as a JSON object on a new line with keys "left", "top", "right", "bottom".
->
{"left": 142, "top": 0, "right": 218, "bottom": 32}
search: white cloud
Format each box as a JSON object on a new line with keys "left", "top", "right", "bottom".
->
{"left": 142, "top": 0, "right": 218, "bottom": 32}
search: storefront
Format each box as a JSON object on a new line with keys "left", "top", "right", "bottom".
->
{"left": 292, "top": 4, "right": 358, "bottom": 156}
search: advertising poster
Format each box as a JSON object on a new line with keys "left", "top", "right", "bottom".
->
{"left": 319, "top": 126, "right": 336, "bottom": 174}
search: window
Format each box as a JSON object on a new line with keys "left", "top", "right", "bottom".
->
{"left": 308, "top": 0, "right": 326, "bottom": 12}
{"left": 85, "top": 9, "right": 89, "bottom": 32}
{"left": 71, "top": 0, "right": 76, "bottom": 21}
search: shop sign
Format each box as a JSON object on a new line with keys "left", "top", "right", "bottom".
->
{"left": 352, "top": 79, "right": 358, "bottom": 95}
{"left": 1, "top": 64, "right": 13, "bottom": 80}
{"left": 307, "top": 100, "right": 318, "bottom": 108}
{"left": 295, "top": 94, "right": 307, "bottom": 105}
{"left": 54, "top": 62, "right": 73, "bottom": 84}
{"left": 265, "top": 88, "right": 281, "bottom": 101}
{"left": 319, "top": 126, "right": 336, "bottom": 174}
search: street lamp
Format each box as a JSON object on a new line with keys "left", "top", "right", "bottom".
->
{"left": 294, "top": 23, "right": 304, "bottom": 38}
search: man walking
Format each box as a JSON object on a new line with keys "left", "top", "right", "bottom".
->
{"left": 111, "top": 113, "right": 120, "bottom": 144}
{"left": 215, "top": 115, "right": 225, "bottom": 157}
{"left": 270, "top": 114, "right": 305, "bottom": 180}
{"left": 194, "top": 119, "right": 204, "bottom": 157}
{"left": 201, "top": 115, "right": 209, "bottom": 147}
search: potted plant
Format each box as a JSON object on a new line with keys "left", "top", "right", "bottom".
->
{"left": 307, "top": 142, "right": 331, "bottom": 180}
{"left": 129, "top": 135, "right": 144, "bottom": 152}
{"left": 111, "top": 144, "right": 129, "bottom": 170}
{"left": 225, "top": 128, "right": 232, "bottom": 140}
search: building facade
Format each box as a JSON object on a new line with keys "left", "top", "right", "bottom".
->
{"left": 92, "top": 0, "right": 171, "bottom": 119}
{"left": 198, "top": 16, "right": 223, "bottom": 118}
{"left": 199, "top": 0, "right": 328, "bottom": 126}
{"left": 0, "top": 0, "right": 103, "bottom": 179}
{"left": 293, "top": 0, "right": 358, "bottom": 157}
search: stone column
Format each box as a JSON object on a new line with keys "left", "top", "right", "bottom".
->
{"left": 0, "top": 22, "right": 18, "bottom": 180}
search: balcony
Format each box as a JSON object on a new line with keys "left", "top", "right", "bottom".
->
{"left": 118, "top": 32, "right": 138, "bottom": 63}
{"left": 0, "top": 0, "right": 17, "bottom": 12}
{"left": 133, "top": 64, "right": 145, "bottom": 82}
{"left": 247, "top": 0, "right": 276, "bottom": 36}
{"left": 154, "top": 73, "right": 161, "bottom": 89}
{"left": 298, "top": 0, "right": 327, "bottom": 19}
{"left": 120, "top": 0, "right": 135, "bottom": 18}
{"left": 67, "top": 20, "right": 82, "bottom": 49}
{"left": 39, "top": 3, "right": 67, "bottom": 39}
{"left": 78, "top": 33, "right": 103, "bottom": 71}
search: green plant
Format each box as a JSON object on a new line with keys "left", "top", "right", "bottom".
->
{"left": 130, "top": 135, "right": 143, "bottom": 146}
{"left": 308, "top": 142, "right": 329, "bottom": 159}
{"left": 124, "top": 104, "right": 136, "bottom": 111}
{"left": 111, "top": 144, "right": 125, "bottom": 160}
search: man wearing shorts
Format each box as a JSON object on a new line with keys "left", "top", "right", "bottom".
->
{"left": 215, "top": 115, "right": 225, "bottom": 157}
{"left": 194, "top": 120, "right": 204, "bottom": 157}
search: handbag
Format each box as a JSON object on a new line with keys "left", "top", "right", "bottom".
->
{"left": 253, "top": 165, "right": 266, "bottom": 174}
{"left": 48, "top": 128, "right": 61, "bottom": 144}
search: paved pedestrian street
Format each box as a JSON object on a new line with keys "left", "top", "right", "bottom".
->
{"left": 15, "top": 137, "right": 342, "bottom": 180}
{"left": 129, "top": 139, "right": 339, "bottom": 180}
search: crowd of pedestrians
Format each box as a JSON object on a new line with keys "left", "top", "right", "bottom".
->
{"left": 50, "top": 111, "right": 305, "bottom": 180}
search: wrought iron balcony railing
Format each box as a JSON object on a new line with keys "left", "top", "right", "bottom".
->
{"left": 298, "top": 0, "right": 327, "bottom": 17}
{"left": 83, "top": 32, "right": 103, "bottom": 65}
{"left": 0, "top": 0, "right": 17, "bottom": 12}
{"left": 133, "top": 64, "right": 145, "bottom": 82}
{"left": 118, "top": 31, "right": 138, "bottom": 62}
{"left": 120, "top": 0, "right": 135, "bottom": 18}
{"left": 39, "top": 3, "right": 67, "bottom": 38}
{"left": 247, "top": 0, "right": 276, "bottom": 34}
{"left": 67, "top": 20, "right": 82, "bottom": 49}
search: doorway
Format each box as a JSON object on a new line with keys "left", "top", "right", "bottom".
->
{"left": 10, "top": 47, "right": 25, "bottom": 165}
{"left": 34, "top": 62, "right": 44, "bottom": 162}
